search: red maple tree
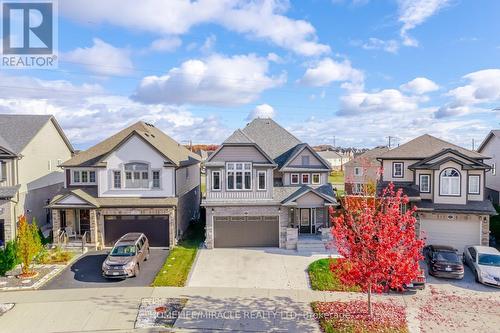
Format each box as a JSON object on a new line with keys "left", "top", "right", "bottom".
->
{"left": 330, "top": 183, "right": 424, "bottom": 316}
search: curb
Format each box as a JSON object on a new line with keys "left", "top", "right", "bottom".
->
{"left": 184, "top": 243, "right": 203, "bottom": 286}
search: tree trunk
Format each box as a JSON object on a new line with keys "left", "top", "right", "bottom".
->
{"left": 367, "top": 283, "right": 373, "bottom": 317}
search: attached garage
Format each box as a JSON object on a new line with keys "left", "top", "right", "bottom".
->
{"left": 420, "top": 217, "right": 481, "bottom": 251}
{"left": 214, "top": 215, "right": 279, "bottom": 248}
{"left": 104, "top": 215, "right": 170, "bottom": 247}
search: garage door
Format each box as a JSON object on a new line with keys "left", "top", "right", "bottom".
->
{"left": 420, "top": 218, "right": 481, "bottom": 251}
{"left": 214, "top": 216, "right": 279, "bottom": 248}
{"left": 104, "top": 215, "right": 169, "bottom": 247}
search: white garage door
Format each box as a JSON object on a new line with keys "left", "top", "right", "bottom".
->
{"left": 420, "top": 218, "right": 481, "bottom": 251}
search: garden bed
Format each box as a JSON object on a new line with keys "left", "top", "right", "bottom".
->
{"left": 312, "top": 300, "right": 408, "bottom": 333}
{"left": 308, "top": 258, "right": 361, "bottom": 292}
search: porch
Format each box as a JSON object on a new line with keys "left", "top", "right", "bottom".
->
{"left": 52, "top": 207, "right": 99, "bottom": 247}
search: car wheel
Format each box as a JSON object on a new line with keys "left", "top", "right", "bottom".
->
{"left": 145, "top": 249, "right": 150, "bottom": 261}
{"left": 134, "top": 264, "right": 140, "bottom": 277}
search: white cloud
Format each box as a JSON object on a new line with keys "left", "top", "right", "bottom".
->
{"left": 400, "top": 77, "right": 439, "bottom": 94}
{"left": 61, "top": 0, "right": 330, "bottom": 56}
{"left": 397, "top": 0, "right": 450, "bottom": 47}
{"left": 436, "top": 69, "right": 500, "bottom": 118}
{"left": 63, "top": 38, "right": 133, "bottom": 76}
{"left": 300, "top": 58, "right": 364, "bottom": 89}
{"left": 133, "top": 54, "right": 285, "bottom": 106}
{"left": 247, "top": 104, "right": 276, "bottom": 120}
{"left": 150, "top": 37, "right": 182, "bottom": 52}
{"left": 200, "top": 34, "right": 216, "bottom": 54}
{"left": 359, "top": 38, "right": 399, "bottom": 53}
{"left": 338, "top": 88, "right": 420, "bottom": 115}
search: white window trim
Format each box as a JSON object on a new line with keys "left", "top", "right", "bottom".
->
{"left": 226, "top": 162, "right": 252, "bottom": 191}
{"left": 468, "top": 175, "right": 480, "bottom": 195}
{"left": 301, "top": 173, "right": 310, "bottom": 184}
{"left": 290, "top": 173, "right": 299, "bottom": 185}
{"left": 123, "top": 162, "right": 151, "bottom": 189}
{"left": 152, "top": 169, "right": 161, "bottom": 189}
{"left": 440, "top": 168, "right": 461, "bottom": 196}
{"left": 354, "top": 167, "right": 363, "bottom": 177}
{"left": 312, "top": 173, "right": 321, "bottom": 185}
{"left": 71, "top": 169, "right": 97, "bottom": 185}
{"left": 353, "top": 183, "right": 363, "bottom": 194}
{"left": 492, "top": 163, "right": 497, "bottom": 176}
{"left": 393, "top": 162, "right": 404, "bottom": 178}
{"left": 113, "top": 170, "right": 122, "bottom": 189}
{"left": 419, "top": 174, "right": 431, "bottom": 193}
{"left": 257, "top": 170, "right": 267, "bottom": 191}
{"left": 211, "top": 170, "right": 221, "bottom": 191}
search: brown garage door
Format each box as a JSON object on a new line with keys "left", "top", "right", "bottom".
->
{"left": 104, "top": 215, "right": 169, "bottom": 247}
{"left": 214, "top": 216, "right": 279, "bottom": 248}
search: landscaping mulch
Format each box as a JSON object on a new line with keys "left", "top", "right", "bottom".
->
{"left": 135, "top": 297, "right": 187, "bottom": 329}
{"left": 0, "top": 265, "right": 64, "bottom": 290}
{"left": 312, "top": 300, "right": 408, "bottom": 333}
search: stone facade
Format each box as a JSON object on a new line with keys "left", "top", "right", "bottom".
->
{"left": 481, "top": 215, "right": 490, "bottom": 246}
{"left": 0, "top": 200, "right": 14, "bottom": 242}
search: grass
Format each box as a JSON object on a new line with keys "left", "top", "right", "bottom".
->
{"left": 200, "top": 173, "right": 206, "bottom": 195}
{"left": 308, "top": 258, "right": 361, "bottom": 292}
{"left": 329, "top": 171, "right": 344, "bottom": 184}
{"left": 37, "top": 247, "right": 77, "bottom": 265}
{"left": 151, "top": 221, "right": 205, "bottom": 287}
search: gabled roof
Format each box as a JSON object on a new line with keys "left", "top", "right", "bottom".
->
{"left": 344, "top": 146, "right": 388, "bottom": 167}
{"left": 477, "top": 130, "right": 500, "bottom": 153}
{"left": 408, "top": 148, "right": 491, "bottom": 170}
{"left": 223, "top": 129, "right": 255, "bottom": 144}
{"left": 0, "top": 114, "right": 73, "bottom": 155}
{"left": 281, "top": 184, "right": 337, "bottom": 205}
{"left": 279, "top": 143, "right": 331, "bottom": 171}
{"left": 378, "top": 134, "right": 486, "bottom": 160}
{"left": 317, "top": 150, "right": 343, "bottom": 159}
{"left": 61, "top": 121, "right": 200, "bottom": 168}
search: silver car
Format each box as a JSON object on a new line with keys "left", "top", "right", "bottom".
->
{"left": 463, "top": 245, "right": 500, "bottom": 288}
{"left": 102, "top": 233, "right": 150, "bottom": 279}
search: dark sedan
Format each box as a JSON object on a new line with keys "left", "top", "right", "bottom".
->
{"left": 424, "top": 245, "right": 464, "bottom": 279}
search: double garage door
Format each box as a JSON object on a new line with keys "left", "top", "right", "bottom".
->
{"left": 420, "top": 218, "right": 481, "bottom": 251}
{"left": 214, "top": 215, "right": 279, "bottom": 248}
{"left": 104, "top": 215, "right": 169, "bottom": 247}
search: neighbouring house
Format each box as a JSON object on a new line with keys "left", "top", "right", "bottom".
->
{"left": 317, "top": 150, "right": 343, "bottom": 171}
{"left": 47, "top": 121, "right": 201, "bottom": 248}
{"left": 0, "top": 114, "right": 74, "bottom": 245}
{"left": 377, "top": 134, "right": 496, "bottom": 250}
{"left": 202, "top": 118, "right": 337, "bottom": 249}
{"left": 477, "top": 130, "right": 500, "bottom": 205}
{"left": 344, "top": 146, "right": 388, "bottom": 195}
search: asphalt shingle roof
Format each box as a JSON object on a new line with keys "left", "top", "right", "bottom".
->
{"left": 0, "top": 185, "right": 20, "bottom": 199}
{"left": 344, "top": 146, "right": 388, "bottom": 167}
{"left": 377, "top": 181, "right": 420, "bottom": 198}
{"left": 223, "top": 129, "right": 255, "bottom": 144}
{"left": 379, "top": 134, "right": 485, "bottom": 160}
{"left": 0, "top": 114, "right": 54, "bottom": 154}
{"left": 417, "top": 199, "right": 497, "bottom": 215}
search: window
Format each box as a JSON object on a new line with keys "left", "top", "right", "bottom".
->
{"left": 353, "top": 183, "right": 364, "bottom": 194}
{"left": 212, "top": 171, "right": 221, "bottom": 191}
{"left": 440, "top": 168, "right": 460, "bottom": 196}
{"left": 354, "top": 167, "right": 363, "bottom": 176}
{"left": 0, "top": 161, "right": 6, "bottom": 181}
{"left": 312, "top": 173, "right": 320, "bottom": 184}
{"left": 72, "top": 170, "right": 97, "bottom": 184}
{"left": 226, "top": 162, "right": 252, "bottom": 190}
{"left": 302, "top": 174, "right": 310, "bottom": 184}
{"left": 73, "top": 170, "right": 80, "bottom": 183}
{"left": 393, "top": 162, "right": 403, "bottom": 178}
{"left": 258, "top": 171, "right": 266, "bottom": 190}
{"left": 113, "top": 171, "right": 121, "bottom": 188}
{"left": 152, "top": 170, "right": 161, "bottom": 188}
{"left": 291, "top": 173, "right": 299, "bottom": 184}
{"left": 419, "top": 174, "right": 430, "bottom": 193}
{"left": 468, "top": 175, "right": 480, "bottom": 194}
{"left": 89, "top": 171, "right": 96, "bottom": 183}
{"left": 302, "top": 155, "right": 310, "bottom": 166}
{"left": 493, "top": 163, "right": 497, "bottom": 176}
{"left": 124, "top": 163, "right": 149, "bottom": 188}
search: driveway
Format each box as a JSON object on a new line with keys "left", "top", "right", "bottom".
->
{"left": 42, "top": 248, "right": 169, "bottom": 289}
{"left": 188, "top": 248, "right": 333, "bottom": 289}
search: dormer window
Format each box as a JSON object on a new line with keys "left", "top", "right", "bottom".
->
{"left": 440, "top": 168, "right": 460, "bottom": 196}
{"left": 124, "top": 163, "right": 149, "bottom": 188}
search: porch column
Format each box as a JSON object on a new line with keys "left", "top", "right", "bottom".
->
{"left": 89, "top": 209, "right": 98, "bottom": 245}
{"left": 52, "top": 209, "right": 60, "bottom": 240}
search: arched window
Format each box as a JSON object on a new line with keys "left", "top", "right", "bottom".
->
{"left": 124, "top": 162, "right": 149, "bottom": 188}
{"left": 440, "top": 168, "right": 460, "bottom": 196}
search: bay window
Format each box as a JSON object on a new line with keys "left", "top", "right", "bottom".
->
{"left": 468, "top": 175, "right": 480, "bottom": 194}
{"left": 125, "top": 163, "right": 149, "bottom": 188}
{"left": 419, "top": 174, "right": 430, "bottom": 193}
{"left": 227, "top": 162, "right": 252, "bottom": 190}
{"left": 440, "top": 168, "right": 460, "bottom": 196}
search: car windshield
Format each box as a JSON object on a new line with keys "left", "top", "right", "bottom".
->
{"left": 478, "top": 254, "right": 500, "bottom": 267}
{"left": 434, "top": 251, "right": 460, "bottom": 262}
{"left": 110, "top": 245, "right": 136, "bottom": 257}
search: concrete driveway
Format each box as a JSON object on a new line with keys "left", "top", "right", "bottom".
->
{"left": 42, "top": 248, "right": 169, "bottom": 289}
{"left": 188, "top": 248, "right": 333, "bottom": 289}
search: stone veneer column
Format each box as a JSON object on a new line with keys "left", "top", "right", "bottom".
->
{"left": 89, "top": 209, "right": 98, "bottom": 244}
{"left": 169, "top": 208, "right": 176, "bottom": 248}
{"left": 52, "top": 209, "right": 60, "bottom": 240}
{"left": 481, "top": 215, "right": 490, "bottom": 246}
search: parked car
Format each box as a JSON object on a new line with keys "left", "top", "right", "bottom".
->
{"left": 423, "top": 245, "right": 464, "bottom": 279}
{"left": 403, "top": 267, "right": 426, "bottom": 291}
{"left": 463, "top": 246, "right": 500, "bottom": 288}
{"left": 102, "top": 233, "right": 150, "bottom": 279}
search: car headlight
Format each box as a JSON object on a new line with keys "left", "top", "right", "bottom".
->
{"left": 481, "top": 271, "right": 495, "bottom": 280}
{"left": 124, "top": 262, "right": 135, "bottom": 269}
{"left": 102, "top": 262, "right": 110, "bottom": 270}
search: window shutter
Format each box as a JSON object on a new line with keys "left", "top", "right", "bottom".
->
{"left": 1, "top": 161, "right": 6, "bottom": 181}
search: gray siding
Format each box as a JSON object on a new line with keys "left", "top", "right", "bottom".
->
{"left": 210, "top": 146, "right": 269, "bottom": 163}
{"left": 480, "top": 135, "right": 500, "bottom": 192}
{"left": 288, "top": 148, "right": 323, "bottom": 167}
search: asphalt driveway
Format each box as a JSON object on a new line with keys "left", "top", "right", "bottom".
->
{"left": 42, "top": 248, "right": 169, "bottom": 289}
{"left": 188, "top": 248, "right": 335, "bottom": 289}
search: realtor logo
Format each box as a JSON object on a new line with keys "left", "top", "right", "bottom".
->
{"left": 1, "top": 0, "right": 58, "bottom": 68}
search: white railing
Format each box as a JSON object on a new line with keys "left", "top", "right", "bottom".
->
{"left": 206, "top": 190, "right": 272, "bottom": 200}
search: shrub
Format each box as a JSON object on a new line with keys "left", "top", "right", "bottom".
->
{"left": 17, "top": 215, "right": 43, "bottom": 275}
{"left": 0, "top": 241, "right": 18, "bottom": 276}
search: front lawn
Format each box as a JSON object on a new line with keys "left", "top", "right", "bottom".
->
{"left": 308, "top": 258, "right": 360, "bottom": 292}
{"left": 312, "top": 301, "right": 408, "bottom": 333}
{"left": 329, "top": 171, "right": 344, "bottom": 184}
{"left": 151, "top": 221, "right": 204, "bottom": 287}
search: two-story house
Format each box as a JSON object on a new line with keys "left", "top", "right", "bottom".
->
{"left": 377, "top": 134, "right": 496, "bottom": 250}
{"left": 202, "top": 118, "right": 337, "bottom": 249}
{"left": 48, "top": 121, "right": 201, "bottom": 248}
{"left": 344, "top": 146, "right": 388, "bottom": 195}
{"left": 477, "top": 130, "right": 499, "bottom": 205}
{"left": 0, "top": 114, "right": 74, "bottom": 245}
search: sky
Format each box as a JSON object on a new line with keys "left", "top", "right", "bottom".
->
{"left": 1, "top": 0, "right": 500, "bottom": 150}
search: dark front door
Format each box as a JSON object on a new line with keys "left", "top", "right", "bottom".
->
{"left": 104, "top": 215, "right": 170, "bottom": 247}
{"left": 0, "top": 219, "right": 4, "bottom": 246}
{"left": 79, "top": 210, "right": 90, "bottom": 234}
{"left": 299, "top": 208, "right": 311, "bottom": 234}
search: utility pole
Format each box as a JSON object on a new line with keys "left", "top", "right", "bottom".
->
{"left": 387, "top": 136, "right": 396, "bottom": 149}
{"left": 333, "top": 136, "right": 336, "bottom": 149}
{"left": 472, "top": 138, "right": 475, "bottom": 150}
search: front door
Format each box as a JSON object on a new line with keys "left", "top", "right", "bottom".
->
{"left": 299, "top": 208, "right": 311, "bottom": 233}
{"left": 79, "top": 210, "right": 90, "bottom": 235}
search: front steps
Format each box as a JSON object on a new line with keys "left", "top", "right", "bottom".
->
{"left": 296, "top": 236, "right": 336, "bottom": 254}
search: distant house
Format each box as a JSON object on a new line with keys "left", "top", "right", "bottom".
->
{"left": 0, "top": 114, "right": 74, "bottom": 245}
{"left": 317, "top": 150, "right": 343, "bottom": 170}
{"left": 477, "top": 130, "right": 500, "bottom": 205}
{"left": 344, "top": 146, "right": 388, "bottom": 195}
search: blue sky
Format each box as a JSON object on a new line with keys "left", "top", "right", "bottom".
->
{"left": 1, "top": 0, "right": 500, "bottom": 150}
